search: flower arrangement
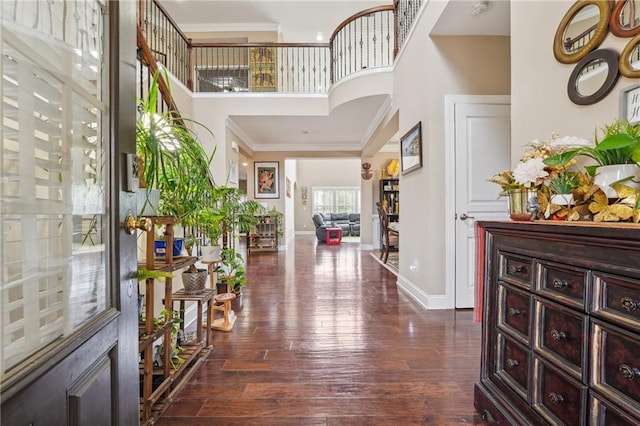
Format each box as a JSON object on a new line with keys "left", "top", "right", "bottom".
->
{"left": 489, "top": 122, "right": 640, "bottom": 223}
{"left": 488, "top": 132, "right": 591, "bottom": 196}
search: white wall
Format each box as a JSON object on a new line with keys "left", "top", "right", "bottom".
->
{"left": 511, "top": 0, "right": 635, "bottom": 161}
{"left": 284, "top": 159, "right": 297, "bottom": 245}
{"left": 391, "top": 2, "right": 510, "bottom": 307}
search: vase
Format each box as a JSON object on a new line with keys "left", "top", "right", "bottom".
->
{"left": 507, "top": 189, "right": 538, "bottom": 221}
{"left": 593, "top": 164, "right": 640, "bottom": 198}
{"left": 550, "top": 193, "right": 574, "bottom": 206}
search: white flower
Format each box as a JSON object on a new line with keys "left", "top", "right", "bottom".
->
{"left": 513, "top": 157, "right": 548, "bottom": 188}
{"left": 549, "top": 135, "right": 592, "bottom": 148}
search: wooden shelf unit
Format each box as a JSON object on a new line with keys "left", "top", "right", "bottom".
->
{"left": 248, "top": 215, "right": 279, "bottom": 253}
{"left": 380, "top": 178, "right": 399, "bottom": 251}
{"left": 138, "top": 216, "right": 212, "bottom": 425}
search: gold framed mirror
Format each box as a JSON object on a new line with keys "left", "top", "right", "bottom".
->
{"left": 620, "top": 32, "right": 640, "bottom": 77}
{"left": 610, "top": 0, "right": 640, "bottom": 38}
{"left": 553, "top": 0, "right": 612, "bottom": 64}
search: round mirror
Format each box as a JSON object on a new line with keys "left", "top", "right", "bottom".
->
{"left": 554, "top": 0, "right": 612, "bottom": 64}
{"left": 620, "top": 33, "right": 640, "bottom": 77}
{"left": 610, "top": 0, "right": 640, "bottom": 37}
{"left": 568, "top": 49, "right": 620, "bottom": 105}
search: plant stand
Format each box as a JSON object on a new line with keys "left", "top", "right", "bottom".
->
{"left": 211, "top": 292, "right": 236, "bottom": 331}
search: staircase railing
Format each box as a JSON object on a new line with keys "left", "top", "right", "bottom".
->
{"left": 329, "top": 5, "right": 396, "bottom": 84}
{"left": 395, "top": 0, "right": 423, "bottom": 52}
{"left": 137, "top": 0, "right": 423, "bottom": 94}
{"left": 191, "top": 43, "right": 330, "bottom": 94}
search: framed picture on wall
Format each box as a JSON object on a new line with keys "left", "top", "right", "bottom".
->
{"left": 400, "top": 121, "right": 422, "bottom": 175}
{"left": 254, "top": 161, "right": 279, "bottom": 198}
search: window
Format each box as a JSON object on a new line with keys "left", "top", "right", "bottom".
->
{"left": 312, "top": 187, "right": 360, "bottom": 214}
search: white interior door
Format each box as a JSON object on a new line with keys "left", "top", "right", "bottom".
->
{"left": 450, "top": 98, "right": 510, "bottom": 308}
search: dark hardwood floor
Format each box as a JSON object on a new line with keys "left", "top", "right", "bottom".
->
{"left": 158, "top": 235, "right": 484, "bottom": 425}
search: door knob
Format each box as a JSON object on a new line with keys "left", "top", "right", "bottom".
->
{"left": 459, "top": 213, "right": 475, "bottom": 221}
{"left": 123, "top": 214, "right": 152, "bottom": 234}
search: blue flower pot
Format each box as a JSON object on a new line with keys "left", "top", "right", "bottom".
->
{"left": 154, "top": 239, "right": 184, "bottom": 257}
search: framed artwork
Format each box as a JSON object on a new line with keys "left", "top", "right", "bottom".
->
{"left": 400, "top": 121, "right": 422, "bottom": 175}
{"left": 620, "top": 82, "right": 640, "bottom": 125}
{"left": 286, "top": 177, "right": 292, "bottom": 198}
{"left": 254, "top": 161, "right": 279, "bottom": 198}
{"left": 250, "top": 47, "right": 277, "bottom": 92}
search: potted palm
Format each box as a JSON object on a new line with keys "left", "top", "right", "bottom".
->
{"left": 216, "top": 186, "right": 261, "bottom": 249}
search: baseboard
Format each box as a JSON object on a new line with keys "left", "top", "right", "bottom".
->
{"left": 396, "top": 273, "right": 449, "bottom": 310}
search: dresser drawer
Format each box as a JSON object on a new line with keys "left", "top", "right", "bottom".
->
{"left": 536, "top": 261, "right": 589, "bottom": 311}
{"left": 495, "top": 331, "right": 530, "bottom": 401}
{"left": 592, "top": 273, "right": 640, "bottom": 334}
{"left": 499, "top": 251, "right": 533, "bottom": 289}
{"left": 532, "top": 356, "right": 587, "bottom": 425}
{"left": 590, "top": 392, "right": 640, "bottom": 425}
{"left": 533, "top": 298, "right": 588, "bottom": 381}
{"left": 498, "top": 282, "right": 532, "bottom": 345}
{"left": 592, "top": 320, "right": 640, "bottom": 418}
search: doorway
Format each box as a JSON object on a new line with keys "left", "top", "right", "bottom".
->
{"left": 445, "top": 95, "right": 511, "bottom": 309}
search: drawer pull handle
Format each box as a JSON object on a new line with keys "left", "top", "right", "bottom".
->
{"left": 550, "top": 329, "right": 566, "bottom": 341}
{"left": 552, "top": 279, "right": 568, "bottom": 289}
{"left": 508, "top": 265, "right": 528, "bottom": 275}
{"left": 506, "top": 358, "right": 519, "bottom": 368}
{"left": 619, "top": 364, "right": 640, "bottom": 380}
{"left": 620, "top": 297, "right": 639, "bottom": 312}
{"left": 548, "top": 392, "right": 564, "bottom": 404}
{"left": 507, "top": 308, "right": 521, "bottom": 317}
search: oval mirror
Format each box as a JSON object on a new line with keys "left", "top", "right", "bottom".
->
{"left": 568, "top": 49, "right": 620, "bottom": 105}
{"left": 554, "top": 0, "right": 611, "bottom": 64}
{"left": 620, "top": 33, "right": 640, "bottom": 77}
{"left": 610, "top": 0, "right": 640, "bottom": 37}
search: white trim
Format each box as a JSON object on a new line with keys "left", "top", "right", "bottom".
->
{"left": 443, "top": 95, "right": 510, "bottom": 310}
{"left": 226, "top": 117, "right": 257, "bottom": 151}
{"left": 396, "top": 274, "right": 448, "bottom": 310}
{"left": 360, "top": 96, "right": 394, "bottom": 148}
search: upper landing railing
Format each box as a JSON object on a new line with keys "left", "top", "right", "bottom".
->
{"left": 138, "top": 0, "right": 422, "bottom": 94}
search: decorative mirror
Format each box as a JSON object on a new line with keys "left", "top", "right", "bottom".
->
{"left": 620, "top": 33, "right": 640, "bottom": 77}
{"left": 610, "top": 0, "right": 640, "bottom": 37}
{"left": 553, "top": 0, "right": 611, "bottom": 64}
{"left": 568, "top": 49, "right": 620, "bottom": 105}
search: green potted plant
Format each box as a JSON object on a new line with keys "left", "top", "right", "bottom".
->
{"left": 136, "top": 68, "right": 216, "bottom": 221}
{"left": 544, "top": 120, "right": 640, "bottom": 197}
{"left": 217, "top": 247, "right": 246, "bottom": 296}
{"left": 216, "top": 186, "right": 261, "bottom": 249}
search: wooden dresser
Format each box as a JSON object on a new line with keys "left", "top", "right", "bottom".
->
{"left": 474, "top": 221, "right": 640, "bottom": 425}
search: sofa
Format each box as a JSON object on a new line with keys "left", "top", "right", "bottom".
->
{"left": 312, "top": 213, "right": 360, "bottom": 242}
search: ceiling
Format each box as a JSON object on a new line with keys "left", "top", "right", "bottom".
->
{"left": 158, "top": 0, "right": 511, "bottom": 154}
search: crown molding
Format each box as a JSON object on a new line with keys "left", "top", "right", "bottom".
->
{"left": 180, "top": 22, "right": 280, "bottom": 34}
{"left": 360, "top": 96, "right": 393, "bottom": 147}
{"left": 226, "top": 117, "right": 257, "bottom": 152}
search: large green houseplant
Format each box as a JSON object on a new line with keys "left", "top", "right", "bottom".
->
{"left": 136, "top": 69, "right": 216, "bottom": 222}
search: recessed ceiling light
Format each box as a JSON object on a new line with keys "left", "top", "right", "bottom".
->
{"left": 316, "top": 32, "right": 323, "bottom": 42}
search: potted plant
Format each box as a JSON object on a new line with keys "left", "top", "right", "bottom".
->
{"left": 216, "top": 186, "right": 261, "bottom": 249}
{"left": 544, "top": 120, "right": 640, "bottom": 197}
{"left": 195, "top": 205, "right": 224, "bottom": 260}
{"left": 217, "top": 247, "right": 246, "bottom": 296}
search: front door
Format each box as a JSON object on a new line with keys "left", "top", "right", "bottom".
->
{"left": 1, "top": 2, "right": 139, "bottom": 424}
{"left": 446, "top": 96, "right": 510, "bottom": 309}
